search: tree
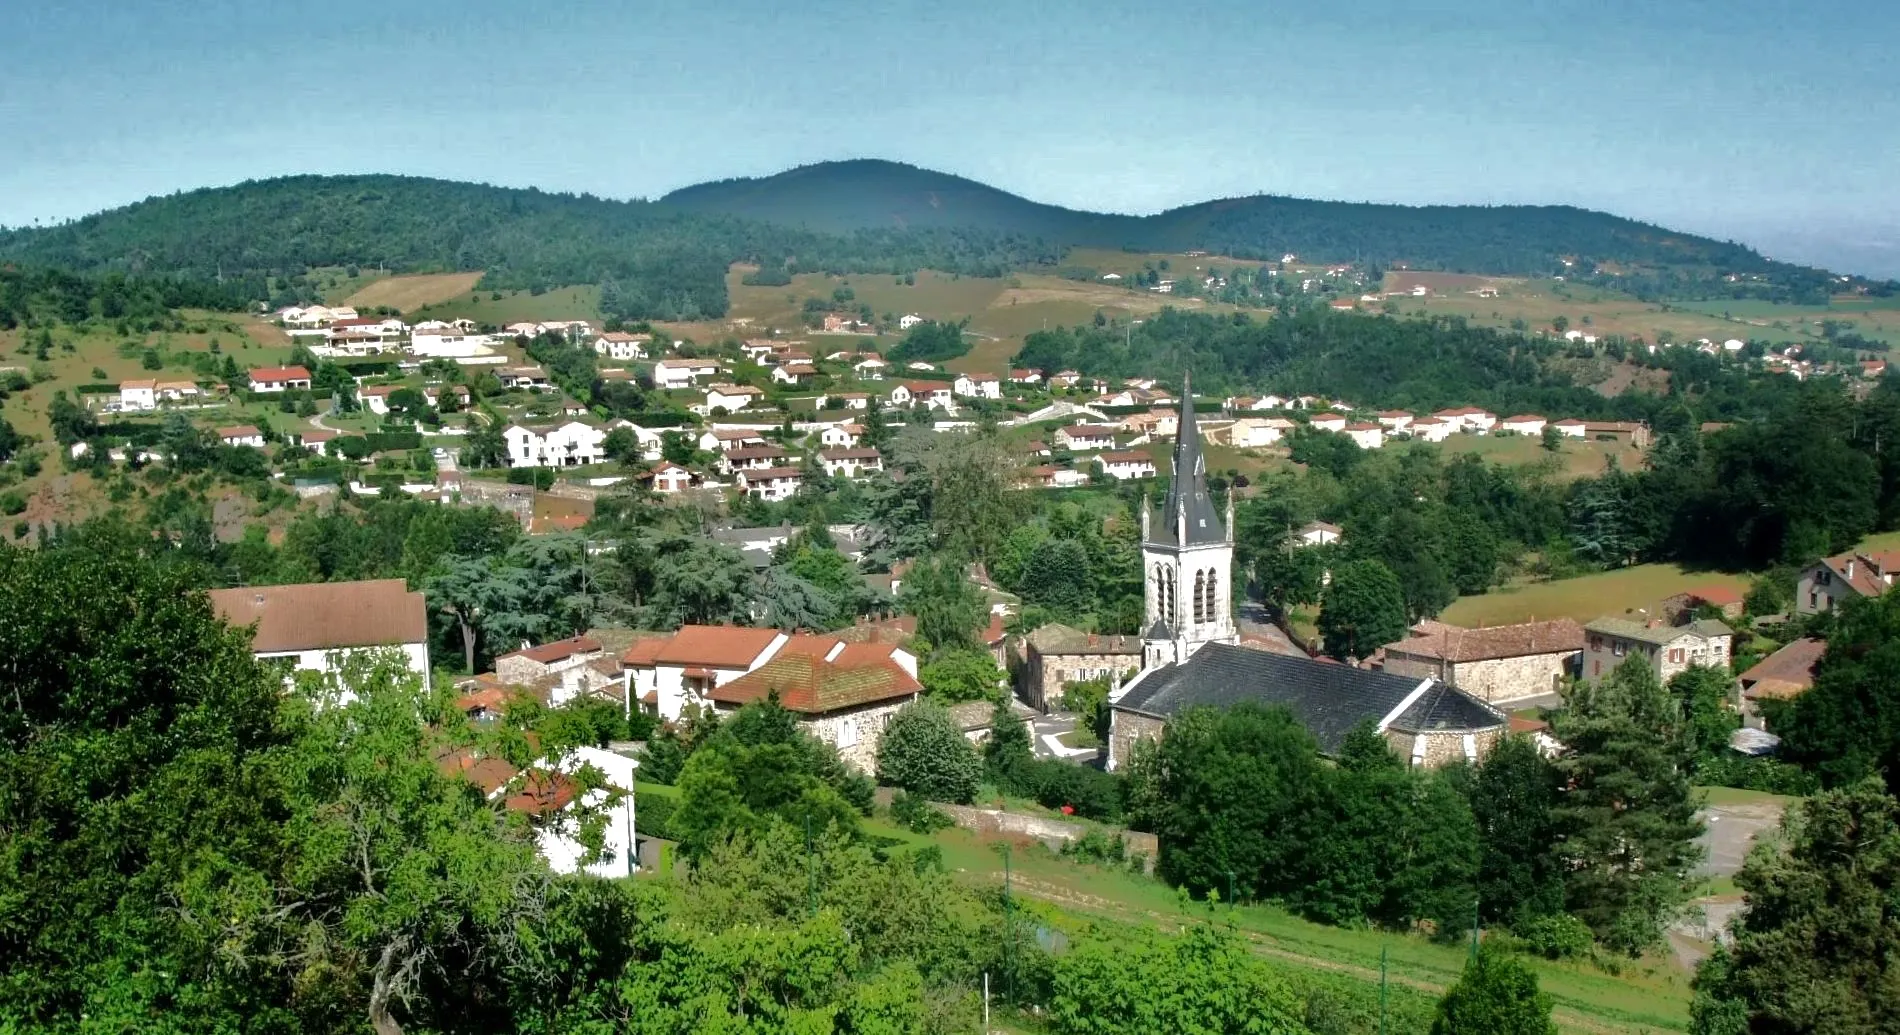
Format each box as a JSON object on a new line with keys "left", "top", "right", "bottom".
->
{"left": 0, "top": 416, "right": 19, "bottom": 464}
{"left": 1552, "top": 658, "right": 1702, "bottom": 954}
{"left": 1670, "top": 665, "right": 1740, "bottom": 769}
{"left": 601, "top": 426, "right": 644, "bottom": 467}
{"left": 1779, "top": 591, "right": 1900, "bottom": 792}
{"left": 1019, "top": 537, "right": 1094, "bottom": 618}
{"left": 1541, "top": 424, "right": 1563, "bottom": 453}
{"left": 899, "top": 556, "right": 988, "bottom": 651}
{"left": 460, "top": 415, "right": 507, "bottom": 469}
{"left": 425, "top": 554, "right": 535, "bottom": 671}
{"left": 1468, "top": 734, "right": 1565, "bottom": 926}
{"left": 918, "top": 648, "right": 1002, "bottom": 703}
{"left": 1431, "top": 947, "right": 1557, "bottom": 1035}
{"left": 1691, "top": 778, "right": 1900, "bottom": 1034}
{"left": 983, "top": 697, "right": 1036, "bottom": 790}
{"left": 1317, "top": 559, "right": 1409, "bottom": 661}
{"left": 876, "top": 700, "right": 983, "bottom": 804}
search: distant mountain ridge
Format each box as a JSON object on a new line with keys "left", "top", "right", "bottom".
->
{"left": 0, "top": 161, "right": 1871, "bottom": 317}
{"left": 658, "top": 159, "right": 1802, "bottom": 284}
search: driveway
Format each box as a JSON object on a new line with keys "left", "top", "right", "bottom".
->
{"left": 1031, "top": 710, "right": 1099, "bottom": 764}
{"left": 1670, "top": 796, "right": 1787, "bottom": 969}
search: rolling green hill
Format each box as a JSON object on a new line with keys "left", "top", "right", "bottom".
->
{"left": 661, "top": 160, "right": 1856, "bottom": 301}
{"left": 0, "top": 164, "right": 1877, "bottom": 318}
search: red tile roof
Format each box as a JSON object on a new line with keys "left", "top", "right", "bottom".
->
{"left": 249, "top": 365, "right": 312, "bottom": 382}
{"left": 1387, "top": 619, "right": 1586, "bottom": 663}
{"left": 651, "top": 625, "right": 782, "bottom": 668}
{"left": 498, "top": 635, "right": 602, "bottom": 665}
{"left": 1738, "top": 637, "right": 1826, "bottom": 700}
{"left": 709, "top": 651, "right": 921, "bottom": 713}
{"left": 208, "top": 578, "right": 427, "bottom": 654}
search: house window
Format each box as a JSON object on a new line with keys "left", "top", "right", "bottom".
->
{"left": 1669, "top": 648, "right": 1685, "bottom": 664}
{"left": 1612, "top": 641, "right": 1626, "bottom": 657}
{"left": 837, "top": 719, "right": 859, "bottom": 749}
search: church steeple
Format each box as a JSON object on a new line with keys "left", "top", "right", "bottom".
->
{"left": 1160, "top": 372, "right": 1224, "bottom": 546}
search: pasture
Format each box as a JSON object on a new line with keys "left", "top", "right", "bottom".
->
{"left": 345, "top": 271, "right": 486, "bottom": 312}
{"left": 1442, "top": 563, "right": 1750, "bottom": 628}
{"left": 407, "top": 284, "right": 603, "bottom": 325}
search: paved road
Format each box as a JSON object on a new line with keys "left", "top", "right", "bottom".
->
{"left": 1030, "top": 710, "right": 1100, "bottom": 765}
{"left": 1669, "top": 797, "right": 1787, "bottom": 969}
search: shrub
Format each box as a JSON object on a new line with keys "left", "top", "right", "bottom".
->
{"left": 636, "top": 794, "right": 677, "bottom": 841}
{"left": 1030, "top": 760, "right": 1122, "bottom": 821}
{"left": 1059, "top": 828, "right": 1125, "bottom": 866}
{"left": 876, "top": 700, "right": 982, "bottom": 804}
{"left": 1510, "top": 913, "right": 1595, "bottom": 960}
{"left": 0, "top": 490, "right": 26, "bottom": 516}
{"left": 889, "top": 790, "right": 954, "bottom": 834}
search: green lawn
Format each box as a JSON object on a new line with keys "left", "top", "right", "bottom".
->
{"left": 1695, "top": 786, "right": 1798, "bottom": 810}
{"left": 408, "top": 284, "right": 602, "bottom": 325}
{"left": 1442, "top": 564, "right": 1748, "bottom": 628}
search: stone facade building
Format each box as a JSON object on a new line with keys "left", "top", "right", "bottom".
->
{"left": 1582, "top": 617, "right": 1733, "bottom": 682}
{"left": 707, "top": 641, "right": 922, "bottom": 772}
{"left": 1019, "top": 623, "right": 1142, "bottom": 711}
{"left": 1380, "top": 618, "right": 1584, "bottom": 704}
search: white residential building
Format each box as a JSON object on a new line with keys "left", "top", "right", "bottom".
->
{"left": 953, "top": 373, "right": 1002, "bottom": 399}
{"left": 207, "top": 579, "right": 430, "bottom": 684}
{"left": 1308, "top": 412, "right": 1348, "bottom": 433}
{"left": 119, "top": 379, "right": 157, "bottom": 411}
{"left": 1342, "top": 423, "right": 1385, "bottom": 450}
{"left": 1500, "top": 415, "right": 1547, "bottom": 436}
{"left": 819, "top": 448, "right": 883, "bottom": 478}
{"left": 410, "top": 329, "right": 494, "bottom": 358}
{"left": 1552, "top": 418, "right": 1589, "bottom": 439}
{"left": 704, "top": 384, "right": 763, "bottom": 413}
{"left": 653, "top": 359, "right": 720, "bottom": 390}
{"left": 1095, "top": 450, "right": 1157, "bottom": 480}
{"left": 594, "top": 332, "right": 651, "bottom": 361}
{"left": 503, "top": 421, "right": 607, "bottom": 468}
{"left": 738, "top": 466, "right": 804, "bottom": 502}
{"left": 1409, "top": 417, "right": 1454, "bottom": 443}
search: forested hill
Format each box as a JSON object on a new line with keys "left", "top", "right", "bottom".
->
{"left": 0, "top": 166, "right": 1867, "bottom": 314}
{"left": 662, "top": 160, "right": 1849, "bottom": 299}
{"left": 0, "top": 175, "right": 1047, "bottom": 321}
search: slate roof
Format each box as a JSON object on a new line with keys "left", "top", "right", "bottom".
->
{"left": 1112, "top": 642, "right": 1502, "bottom": 753}
{"left": 1027, "top": 622, "right": 1143, "bottom": 656}
{"left": 1151, "top": 372, "right": 1225, "bottom": 546}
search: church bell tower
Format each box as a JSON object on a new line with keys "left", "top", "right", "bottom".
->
{"left": 1140, "top": 372, "right": 1236, "bottom": 668}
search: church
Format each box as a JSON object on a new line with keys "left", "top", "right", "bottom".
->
{"left": 1105, "top": 377, "right": 1507, "bottom": 770}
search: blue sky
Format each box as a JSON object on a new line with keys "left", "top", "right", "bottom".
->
{"left": 5, "top": 0, "right": 1896, "bottom": 275}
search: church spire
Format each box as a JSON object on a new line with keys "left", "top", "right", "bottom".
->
{"left": 1160, "top": 371, "right": 1223, "bottom": 545}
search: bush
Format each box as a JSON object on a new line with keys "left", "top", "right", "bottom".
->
{"left": 889, "top": 790, "right": 954, "bottom": 834}
{"left": 876, "top": 700, "right": 983, "bottom": 804}
{"left": 1509, "top": 913, "right": 1595, "bottom": 960}
{"left": 1694, "top": 754, "right": 1819, "bottom": 796}
{"left": 637, "top": 731, "right": 692, "bottom": 785}
{"left": 0, "top": 490, "right": 26, "bottom": 516}
{"left": 1059, "top": 828, "right": 1125, "bottom": 866}
{"left": 636, "top": 794, "right": 678, "bottom": 840}
{"left": 1029, "top": 760, "right": 1122, "bottom": 821}
{"left": 507, "top": 467, "right": 557, "bottom": 490}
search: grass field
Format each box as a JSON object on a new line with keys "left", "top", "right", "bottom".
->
{"left": 408, "top": 284, "right": 603, "bottom": 325}
{"left": 345, "top": 271, "right": 485, "bottom": 312}
{"left": 1440, "top": 433, "right": 1646, "bottom": 480}
{"left": 1442, "top": 564, "right": 1749, "bottom": 628}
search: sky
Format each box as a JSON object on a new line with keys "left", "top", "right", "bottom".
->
{"left": 4, "top": 0, "right": 1897, "bottom": 276}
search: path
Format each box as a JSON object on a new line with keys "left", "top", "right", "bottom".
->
{"left": 1668, "top": 797, "right": 1787, "bottom": 969}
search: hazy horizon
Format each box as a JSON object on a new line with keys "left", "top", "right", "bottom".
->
{"left": 6, "top": 0, "right": 1896, "bottom": 277}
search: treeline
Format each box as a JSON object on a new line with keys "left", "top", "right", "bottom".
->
{"left": 0, "top": 264, "right": 253, "bottom": 329}
{"left": 0, "top": 175, "right": 1047, "bottom": 321}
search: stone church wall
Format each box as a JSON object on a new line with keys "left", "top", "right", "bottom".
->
{"left": 1383, "top": 726, "right": 1503, "bottom": 768}
{"left": 1107, "top": 711, "right": 1166, "bottom": 771}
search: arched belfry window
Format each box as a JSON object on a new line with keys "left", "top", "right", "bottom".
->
{"left": 1192, "top": 570, "right": 1207, "bottom": 624}
{"left": 1204, "top": 569, "right": 1219, "bottom": 625}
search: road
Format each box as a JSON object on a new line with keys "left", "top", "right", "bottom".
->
{"left": 1669, "top": 796, "right": 1788, "bottom": 969}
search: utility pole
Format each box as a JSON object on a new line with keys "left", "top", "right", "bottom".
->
{"left": 1379, "top": 946, "right": 1388, "bottom": 1035}
{"left": 1002, "top": 844, "right": 1014, "bottom": 1003}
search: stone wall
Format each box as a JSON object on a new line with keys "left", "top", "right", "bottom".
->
{"left": 1451, "top": 652, "right": 1574, "bottom": 703}
{"left": 494, "top": 654, "right": 551, "bottom": 686}
{"left": 802, "top": 697, "right": 912, "bottom": 774}
{"left": 937, "top": 802, "right": 1157, "bottom": 871}
{"left": 1106, "top": 710, "right": 1166, "bottom": 771}
{"left": 1384, "top": 725, "right": 1503, "bottom": 768}
{"left": 1025, "top": 648, "right": 1140, "bottom": 710}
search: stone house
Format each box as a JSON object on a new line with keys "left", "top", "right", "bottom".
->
{"left": 494, "top": 635, "right": 616, "bottom": 706}
{"left": 1380, "top": 618, "right": 1584, "bottom": 704}
{"left": 707, "top": 640, "right": 923, "bottom": 772}
{"left": 1107, "top": 642, "right": 1504, "bottom": 771}
{"left": 1582, "top": 617, "right": 1733, "bottom": 682}
{"left": 1019, "top": 623, "right": 1142, "bottom": 711}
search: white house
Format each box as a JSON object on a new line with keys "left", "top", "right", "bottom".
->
{"left": 646, "top": 461, "right": 694, "bottom": 494}
{"left": 498, "top": 366, "right": 550, "bottom": 389}
{"left": 704, "top": 384, "right": 763, "bottom": 413}
{"left": 701, "top": 427, "right": 768, "bottom": 453}
{"left": 1308, "top": 412, "right": 1348, "bottom": 433}
{"left": 1295, "top": 521, "right": 1342, "bottom": 547}
{"left": 835, "top": 392, "right": 870, "bottom": 411}
{"left": 1500, "top": 414, "right": 1547, "bottom": 436}
{"left": 358, "top": 384, "right": 401, "bottom": 416}
{"left": 892, "top": 381, "right": 954, "bottom": 411}
{"left": 218, "top": 425, "right": 266, "bottom": 448}
{"left": 608, "top": 420, "right": 667, "bottom": 460}
{"left": 619, "top": 625, "right": 780, "bottom": 720}
{"left": 119, "top": 379, "right": 158, "bottom": 411}
{"left": 1376, "top": 410, "right": 1414, "bottom": 433}
{"left": 1342, "top": 422, "right": 1385, "bottom": 450}
{"left": 1055, "top": 424, "right": 1118, "bottom": 451}
{"left": 503, "top": 421, "right": 607, "bottom": 467}
{"left": 654, "top": 359, "right": 720, "bottom": 390}
{"left": 1009, "top": 369, "right": 1043, "bottom": 385}
{"left": 410, "top": 329, "right": 494, "bottom": 358}
{"left": 899, "top": 314, "right": 925, "bottom": 329}
{"left": 248, "top": 365, "right": 312, "bottom": 393}
{"left": 531, "top": 746, "right": 640, "bottom": 878}
{"left": 771, "top": 363, "right": 818, "bottom": 385}
{"left": 594, "top": 332, "right": 651, "bottom": 361}
{"left": 853, "top": 357, "right": 888, "bottom": 380}
{"left": 1552, "top": 418, "right": 1589, "bottom": 439}
{"left": 1408, "top": 417, "right": 1454, "bottom": 443}
{"left": 207, "top": 579, "right": 430, "bottom": 683}
{"left": 820, "top": 448, "right": 883, "bottom": 478}
{"left": 953, "top": 372, "right": 1002, "bottom": 399}
{"left": 1095, "top": 450, "right": 1157, "bottom": 480}
{"left": 817, "top": 423, "right": 863, "bottom": 449}
{"left": 738, "top": 466, "right": 804, "bottom": 502}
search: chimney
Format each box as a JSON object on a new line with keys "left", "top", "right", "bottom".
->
{"left": 1847, "top": 558, "right": 1856, "bottom": 580}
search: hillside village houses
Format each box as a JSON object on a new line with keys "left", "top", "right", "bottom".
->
{"left": 1582, "top": 617, "right": 1733, "bottom": 682}
{"left": 703, "top": 383, "right": 764, "bottom": 413}
{"left": 953, "top": 372, "right": 1002, "bottom": 399}
{"left": 1796, "top": 548, "right": 1900, "bottom": 614}
{"left": 653, "top": 358, "right": 721, "bottom": 389}
{"left": 738, "top": 466, "right": 805, "bottom": 502}
{"left": 1095, "top": 450, "right": 1157, "bottom": 480}
{"left": 410, "top": 327, "right": 494, "bottom": 358}
{"left": 249, "top": 365, "right": 312, "bottom": 393}
{"left": 1380, "top": 619, "right": 1585, "bottom": 704}
{"left": 594, "top": 331, "right": 651, "bottom": 360}
{"left": 208, "top": 578, "right": 430, "bottom": 684}
{"left": 219, "top": 425, "right": 266, "bottom": 448}
{"left": 505, "top": 421, "right": 607, "bottom": 467}
{"left": 890, "top": 380, "right": 954, "bottom": 410}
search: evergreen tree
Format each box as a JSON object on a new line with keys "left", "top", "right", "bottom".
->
{"left": 1468, "top": 734, "right": 1565, "bottom": 925}
{"left": 876, "top": 700, "right": 983, "bottom": 804}
{"left": 1552, "top": 658, "right": 1702, "bottom": 954}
